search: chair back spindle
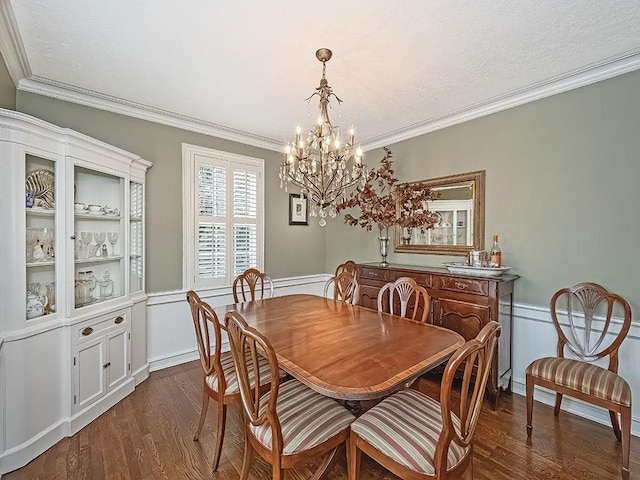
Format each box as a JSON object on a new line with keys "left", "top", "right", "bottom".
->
{"left": 335, "top": 260, "right": 357, "bottom": 277}
{"left": 324, "top": 271, "right": 359, "bottom": 304}
{"left": 377, "top": 276, "right": 430, "bottom": 323}
{"left": 551, "top": 282, "right": 631, "bottom": 368}
{"left": 232, "top": 268, "right": 274, "bottom": 303}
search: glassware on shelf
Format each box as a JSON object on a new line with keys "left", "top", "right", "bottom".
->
{"left": 80, "top": 231, "right": 92, "bottom": 259}
{"left": 107, "top": 232, "right": 118, "bottom": 256}
{"left": 97, "top": 271, "right": 114, "bottom": 300}
{"left": 75, "top": 270, "right": 97, "bottom": 307}
{"left": 26, "top": 228, "right": 40, "bottom": 262}
{"left": 45, "top": 282, "right": 56, "bottom": 313}
{"left": 94, "top": 232, "right": 106, "bottom": 257}
{"left": 27, "top": 282, "right": 41, "bottom": 295}
{"left": 39, "top": 227, "right": 54, "bottom": 260}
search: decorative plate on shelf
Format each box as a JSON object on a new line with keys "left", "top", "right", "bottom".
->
{"left": 25, "top": 169, "right": 55, "bottom": 209}
{"left": 442, "top": 262, "right": 511, "bottom": 277}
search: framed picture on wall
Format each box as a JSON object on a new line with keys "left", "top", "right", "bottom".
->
{"left": 289, "top": 194, "right": 308, "bottom": 225}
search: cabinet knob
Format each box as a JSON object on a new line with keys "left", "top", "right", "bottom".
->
{"left": 114, "top": 316, "right": 124, "bottom": 324}
{"left": 103, "top": 362, "right": 111, "bottom": 369}
{"left": 81, "top": 327, "right": 93, "bottom": 336}
{"left": 455, "top": 282, "right": 467, "bottom": 290}
{"left": 70, "top": 234, "right": 76, "bottom": 240}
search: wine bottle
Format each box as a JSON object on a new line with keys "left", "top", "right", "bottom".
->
{"left": 490, "top": 234, "right": 501, "bottom": 267}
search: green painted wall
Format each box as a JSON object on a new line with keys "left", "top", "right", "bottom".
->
{"left": 16, "top": 92, "right": 327, "bottom": 293}
{"left": 327, "top": 69, "right": 640, "bottom": 311}
{"left": 0, "top": 52, "right": 16, "bottom": 110}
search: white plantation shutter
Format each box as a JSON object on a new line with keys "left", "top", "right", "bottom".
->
{"left": 233, "top": 170, "right": 258, "bottom": 276}
{"left": 188, "top": 146, "right": 263, "bottom": 289}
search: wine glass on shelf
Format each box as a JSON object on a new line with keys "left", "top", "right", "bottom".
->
{"left": 80, "top": 231, "right": 92, "bottom": 259}
{"left": 107, "top": 232, "right": 118, "bottom": 256}
{"left": 94, "top": 232, "right": 106, "bottom": 257}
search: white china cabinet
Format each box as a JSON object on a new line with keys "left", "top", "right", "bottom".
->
{"left": 0, "top": 109, "right": 151, "bottom": 474}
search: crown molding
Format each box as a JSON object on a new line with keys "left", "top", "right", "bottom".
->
{"left": 16, "top": 76, "right": 285, "bottom": 152}
{"left": 361, "top": 48, "right": 640, "bottom": 151}
{"left": 0, "top": 0, "right": 31, "bottom": 86}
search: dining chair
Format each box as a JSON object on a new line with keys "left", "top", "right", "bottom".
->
{"left": 232, "top": 268, "right": 274, "bottom": 303}
{"left": 224, "top": 310, "right": 355, "bottom": 480}
{"left": 324, "top": 271, "right": 359, "bottom": 305}
{"left": 186, "top": 291, "right": 283, "bottom": 471}
{"left": 335, "top": 260, "right": 357, "bottom": 277}
{"left": 525, "top": 282, "right": 632, "bottom": 480}
{"left": 348, "top": 321, "right": 501, "bottom": 480}
{"left": 377, "top": 276, "right": 431, "bottom": 323}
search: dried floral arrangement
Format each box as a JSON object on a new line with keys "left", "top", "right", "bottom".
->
{"left": 337, "top": 147, "right": 437, "bottom": 239}
{"left": 336, "top": 147, "right": 399, "bottom": 235}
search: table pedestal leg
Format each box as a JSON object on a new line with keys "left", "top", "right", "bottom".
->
{"left": 344, "top": 400, "right": 362, "bottom": 416}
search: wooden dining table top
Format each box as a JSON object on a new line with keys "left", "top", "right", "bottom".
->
{"left": 216, "top": 294, "right": 465, "bottom": 401}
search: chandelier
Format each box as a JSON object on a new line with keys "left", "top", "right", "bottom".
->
{"left": 279, "top": 48, "right": 366, "bottom": 226}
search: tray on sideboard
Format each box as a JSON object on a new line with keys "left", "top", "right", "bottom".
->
{"left": 442, "top": 262, "right": 511, "bottom": 277}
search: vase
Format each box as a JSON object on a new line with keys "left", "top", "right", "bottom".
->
{"left": 378, "top": 229, "right": 390, "bottom": 266}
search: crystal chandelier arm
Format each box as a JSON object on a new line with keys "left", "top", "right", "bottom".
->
{"left": 285, "top": 165, "right": 325, "bottom": 205}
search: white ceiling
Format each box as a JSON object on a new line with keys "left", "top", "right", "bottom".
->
{"left": 2, "top": 0, "right": 640, "bottom": 151}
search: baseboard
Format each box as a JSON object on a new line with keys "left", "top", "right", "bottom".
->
{"left": 0, "top": 419, "right": 67, "bottom": 474}
{"left": 148, "top": 342, "right": 230, "bottom": 372}
{"left": 132, "top": 363, "right": 149, "bottom": 385}
{"left": 148, "top": 347, "right": 200, "bottom": 372}
{"left": 511, "top": 379, "right": 640, "bottom": 436}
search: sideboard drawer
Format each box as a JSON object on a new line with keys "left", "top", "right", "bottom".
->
{"left": 359, "top": 267, "right": 389, "bottom": 282}
{"left": 438, "top": 276, "right": 489, "bottom": 296}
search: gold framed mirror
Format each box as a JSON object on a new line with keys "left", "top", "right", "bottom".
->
{"left": 394, "top": 170, "right": 485, "bottom": 256}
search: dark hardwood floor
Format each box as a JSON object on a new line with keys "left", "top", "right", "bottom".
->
{"left": 5, "top": 360, "right": 638, "bottom": 479}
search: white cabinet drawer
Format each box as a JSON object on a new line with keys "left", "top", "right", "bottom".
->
{"left": 75, "top": 309, "right": 129, "bottom": 343}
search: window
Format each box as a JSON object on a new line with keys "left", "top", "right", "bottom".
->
{"left": 183, "top": 144, "right": 264, "bottom": 289}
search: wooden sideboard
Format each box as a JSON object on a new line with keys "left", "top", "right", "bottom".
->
{"left": 356, "top": 263, "right": 519, "bottom": 406}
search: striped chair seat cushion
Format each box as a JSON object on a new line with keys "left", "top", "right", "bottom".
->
{"left": 351, "top": 389, "right": 468, "bottom": 475}
{"left": 249, "top": 379, "right": 355, "bottom": 455}
{"left": 206, "top": 350, "right": 279, "bottom": 395}
{"left": 526, "top": 357, "right": 631, "bottom": 407}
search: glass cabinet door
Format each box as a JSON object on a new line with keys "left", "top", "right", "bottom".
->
{"left": 129, "top": 181, "right": 144, "bottom": 293}
{"left": 25, "top": 154, "right": 58, "bottom": 321}
{"left": 73, "top": 165, "right": 125, "bottom": 310}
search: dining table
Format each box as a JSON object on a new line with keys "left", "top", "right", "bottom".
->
{"left": 215, "top": 293, "right": 465, "bottom": 403}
